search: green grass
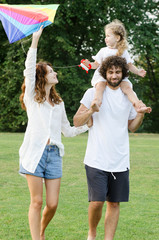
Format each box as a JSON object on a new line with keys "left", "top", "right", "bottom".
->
{"left": 0, "top": 133, "right": 159, "bottom": 240}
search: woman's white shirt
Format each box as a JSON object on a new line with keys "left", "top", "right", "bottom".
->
{"left": 19, "top": 48, "right": 88, "bottom": 173}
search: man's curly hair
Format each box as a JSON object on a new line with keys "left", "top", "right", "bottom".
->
{"left": 99, "top": 56, "right": 129, "bottom": 80}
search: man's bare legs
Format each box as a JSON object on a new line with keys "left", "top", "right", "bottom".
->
{"left": 87, "top": 201, "right": 120, "bottom": 240}
{"left": 87, "top": 201, "right": 104, "bottom": 240}
{"left": 104, "top": 202, "right": 120, "bottom": 240}
{"left": 40, "top": 178, "right": 61, "bottom": 240}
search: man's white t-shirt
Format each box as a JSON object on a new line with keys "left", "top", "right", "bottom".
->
{"left": 80, "top": 86, "right": 137, "bottom": 172}
{"left": 91, "top": 47, "right": 134, "bottom": 87}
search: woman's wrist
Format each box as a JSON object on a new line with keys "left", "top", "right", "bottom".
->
{"left": 31, "top": 39, "right": 39, "bottom": 49}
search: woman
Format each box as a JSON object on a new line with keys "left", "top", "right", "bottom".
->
{"left": 19, "top": 26, "right": 89, "bottom": 240}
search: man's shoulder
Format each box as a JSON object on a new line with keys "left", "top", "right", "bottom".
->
{"left": 81, "top": 88, "right": 95, "bottom": 103}
{"left": 84, "top": 87, "right": 95, "bottom": 95}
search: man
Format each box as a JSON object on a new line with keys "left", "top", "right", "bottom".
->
{"left": 73, "top": 56, "right": 151, "bottom": 240}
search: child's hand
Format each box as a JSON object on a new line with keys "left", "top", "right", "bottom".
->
{"left": 138, "top": 69, "right": 146, "bottom": 77}
{"left": 82, "top": 59, "right": 91, "bottom": 68}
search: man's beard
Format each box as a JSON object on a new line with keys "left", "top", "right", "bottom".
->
{"left": 107, "top": 78, "right": 123, "bottom": 87}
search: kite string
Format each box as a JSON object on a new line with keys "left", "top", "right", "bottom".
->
{"left": 19, "top": 23, "right": 40, "bottom": 55}
{"left": 53, "top": 65, "right": 79, "bottom": 68}
{"left": 20, "top": 36, "right": 33, "bottom": 55}
{"left": 20, "top": 40, "right": 80, "bottom": 68}
{"left": 20, "top": 39, "right": 79, "bottom": 68}
{"left": 19, "top": 25, "right": 80, "bottom": 69}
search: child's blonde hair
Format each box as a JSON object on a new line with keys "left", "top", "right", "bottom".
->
{"left": 104, "top": 19, "right": 128, "bottom": 56}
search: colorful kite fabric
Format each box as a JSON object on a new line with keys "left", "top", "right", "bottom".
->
{"left": 0, "top": 4, "right": 59, "bottom": 43}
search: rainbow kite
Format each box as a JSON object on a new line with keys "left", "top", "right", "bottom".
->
{"left": 0, "top": 4, "right": 59, "bottom": 43}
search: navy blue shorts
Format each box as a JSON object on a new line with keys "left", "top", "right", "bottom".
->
{"left": 85, "top": 165, "right": 129, "bottom": 202}
{"left": 19, "top": 145, "right": 62, "bottom": 179}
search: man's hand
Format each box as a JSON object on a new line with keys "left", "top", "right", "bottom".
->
{"left": 87, "top": 117, "right": 93, "bottom": 128}
{"left": 90, "top": 100, "right": 100, "bottom": 112}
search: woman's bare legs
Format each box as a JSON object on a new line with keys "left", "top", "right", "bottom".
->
{"left": 40, "top": 178, "right": 61, "bottom": 240}
{"left": 26, "top": 175, "right": 43, "bottom": 240}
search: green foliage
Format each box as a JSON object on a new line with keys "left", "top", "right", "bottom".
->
{"left": 0, "top": 0, "right": 158, "bottom": 131}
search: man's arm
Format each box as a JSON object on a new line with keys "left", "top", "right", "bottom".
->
{"left": 128, "top": 113, "right": 144, "bottom": 132}
{"left": 73, "top": 103, "right": 98, "bottom": 127}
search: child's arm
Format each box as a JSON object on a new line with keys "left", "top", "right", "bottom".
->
{"left": 128, "top": 63, "right": 146, "bottom": 77}
{"left": 82, "top": 59, "right": 106, "bottom": 107}
{"left": 82, "top": 59, "right": 100, "bottom": 70}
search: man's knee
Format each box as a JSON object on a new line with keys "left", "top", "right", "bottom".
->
{"left": 107, "top": 201, "right": 120, "bottom": 209}
{"left": 90, "top": 201, "right": 104, "bottom": 210}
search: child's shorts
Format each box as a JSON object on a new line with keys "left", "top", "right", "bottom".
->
{"left": 19, "top": 145, "right": 62, "bottom": 179}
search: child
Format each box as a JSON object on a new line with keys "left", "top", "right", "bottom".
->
{"left": 82, "top": 19, "right": 151, "bottom": 113}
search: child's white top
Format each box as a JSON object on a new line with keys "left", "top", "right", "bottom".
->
{"left": 92, "top": 47, "right": 133, "bottom": 65}
{"left": 19, "top": 47, "right": 88, "bottom": 173}
{"left": 91, "top": 47, "right": 134, "bottom": 87}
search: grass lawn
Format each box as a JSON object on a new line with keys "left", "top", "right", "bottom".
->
{"left": 0, "top": 132, "right": 159, "bottom": 240}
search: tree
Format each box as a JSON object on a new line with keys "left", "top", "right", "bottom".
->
{"left": 0, "top": 0, "right": 158, "bottom": 132}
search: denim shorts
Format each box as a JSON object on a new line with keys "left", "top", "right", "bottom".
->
{"left": 19, "top": 145, "right": 62, "bottom": 179}
{"left": 85, "top": 165, "right": 129, "bottom": 202}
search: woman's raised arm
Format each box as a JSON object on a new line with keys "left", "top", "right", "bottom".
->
{"left": 31, "top": 25, "right": 43, "bottom": 49}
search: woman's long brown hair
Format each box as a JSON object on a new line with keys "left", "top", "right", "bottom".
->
{"left": 20, "top": 62, "right": 62, "bottom": 110}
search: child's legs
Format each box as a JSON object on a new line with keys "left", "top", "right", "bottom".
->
{"left": 26, "top": 175, "right": 43, "bottom": 240}
{"left": 91, "top": 69, "right": 106, "bottom": 87}
{"left": 120, "top": 80, "right": 139, "bottom": 105}
{"left": 122, "top": 78, "right": 133, "bottom": 89}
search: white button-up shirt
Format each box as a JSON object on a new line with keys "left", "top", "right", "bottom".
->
{"left": 19, "top": 48, "right": 88, "bottom": 173}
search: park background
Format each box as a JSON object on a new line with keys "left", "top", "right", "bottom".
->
{"left": 0, "top": 0, "right": 159, "bottom": 240}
